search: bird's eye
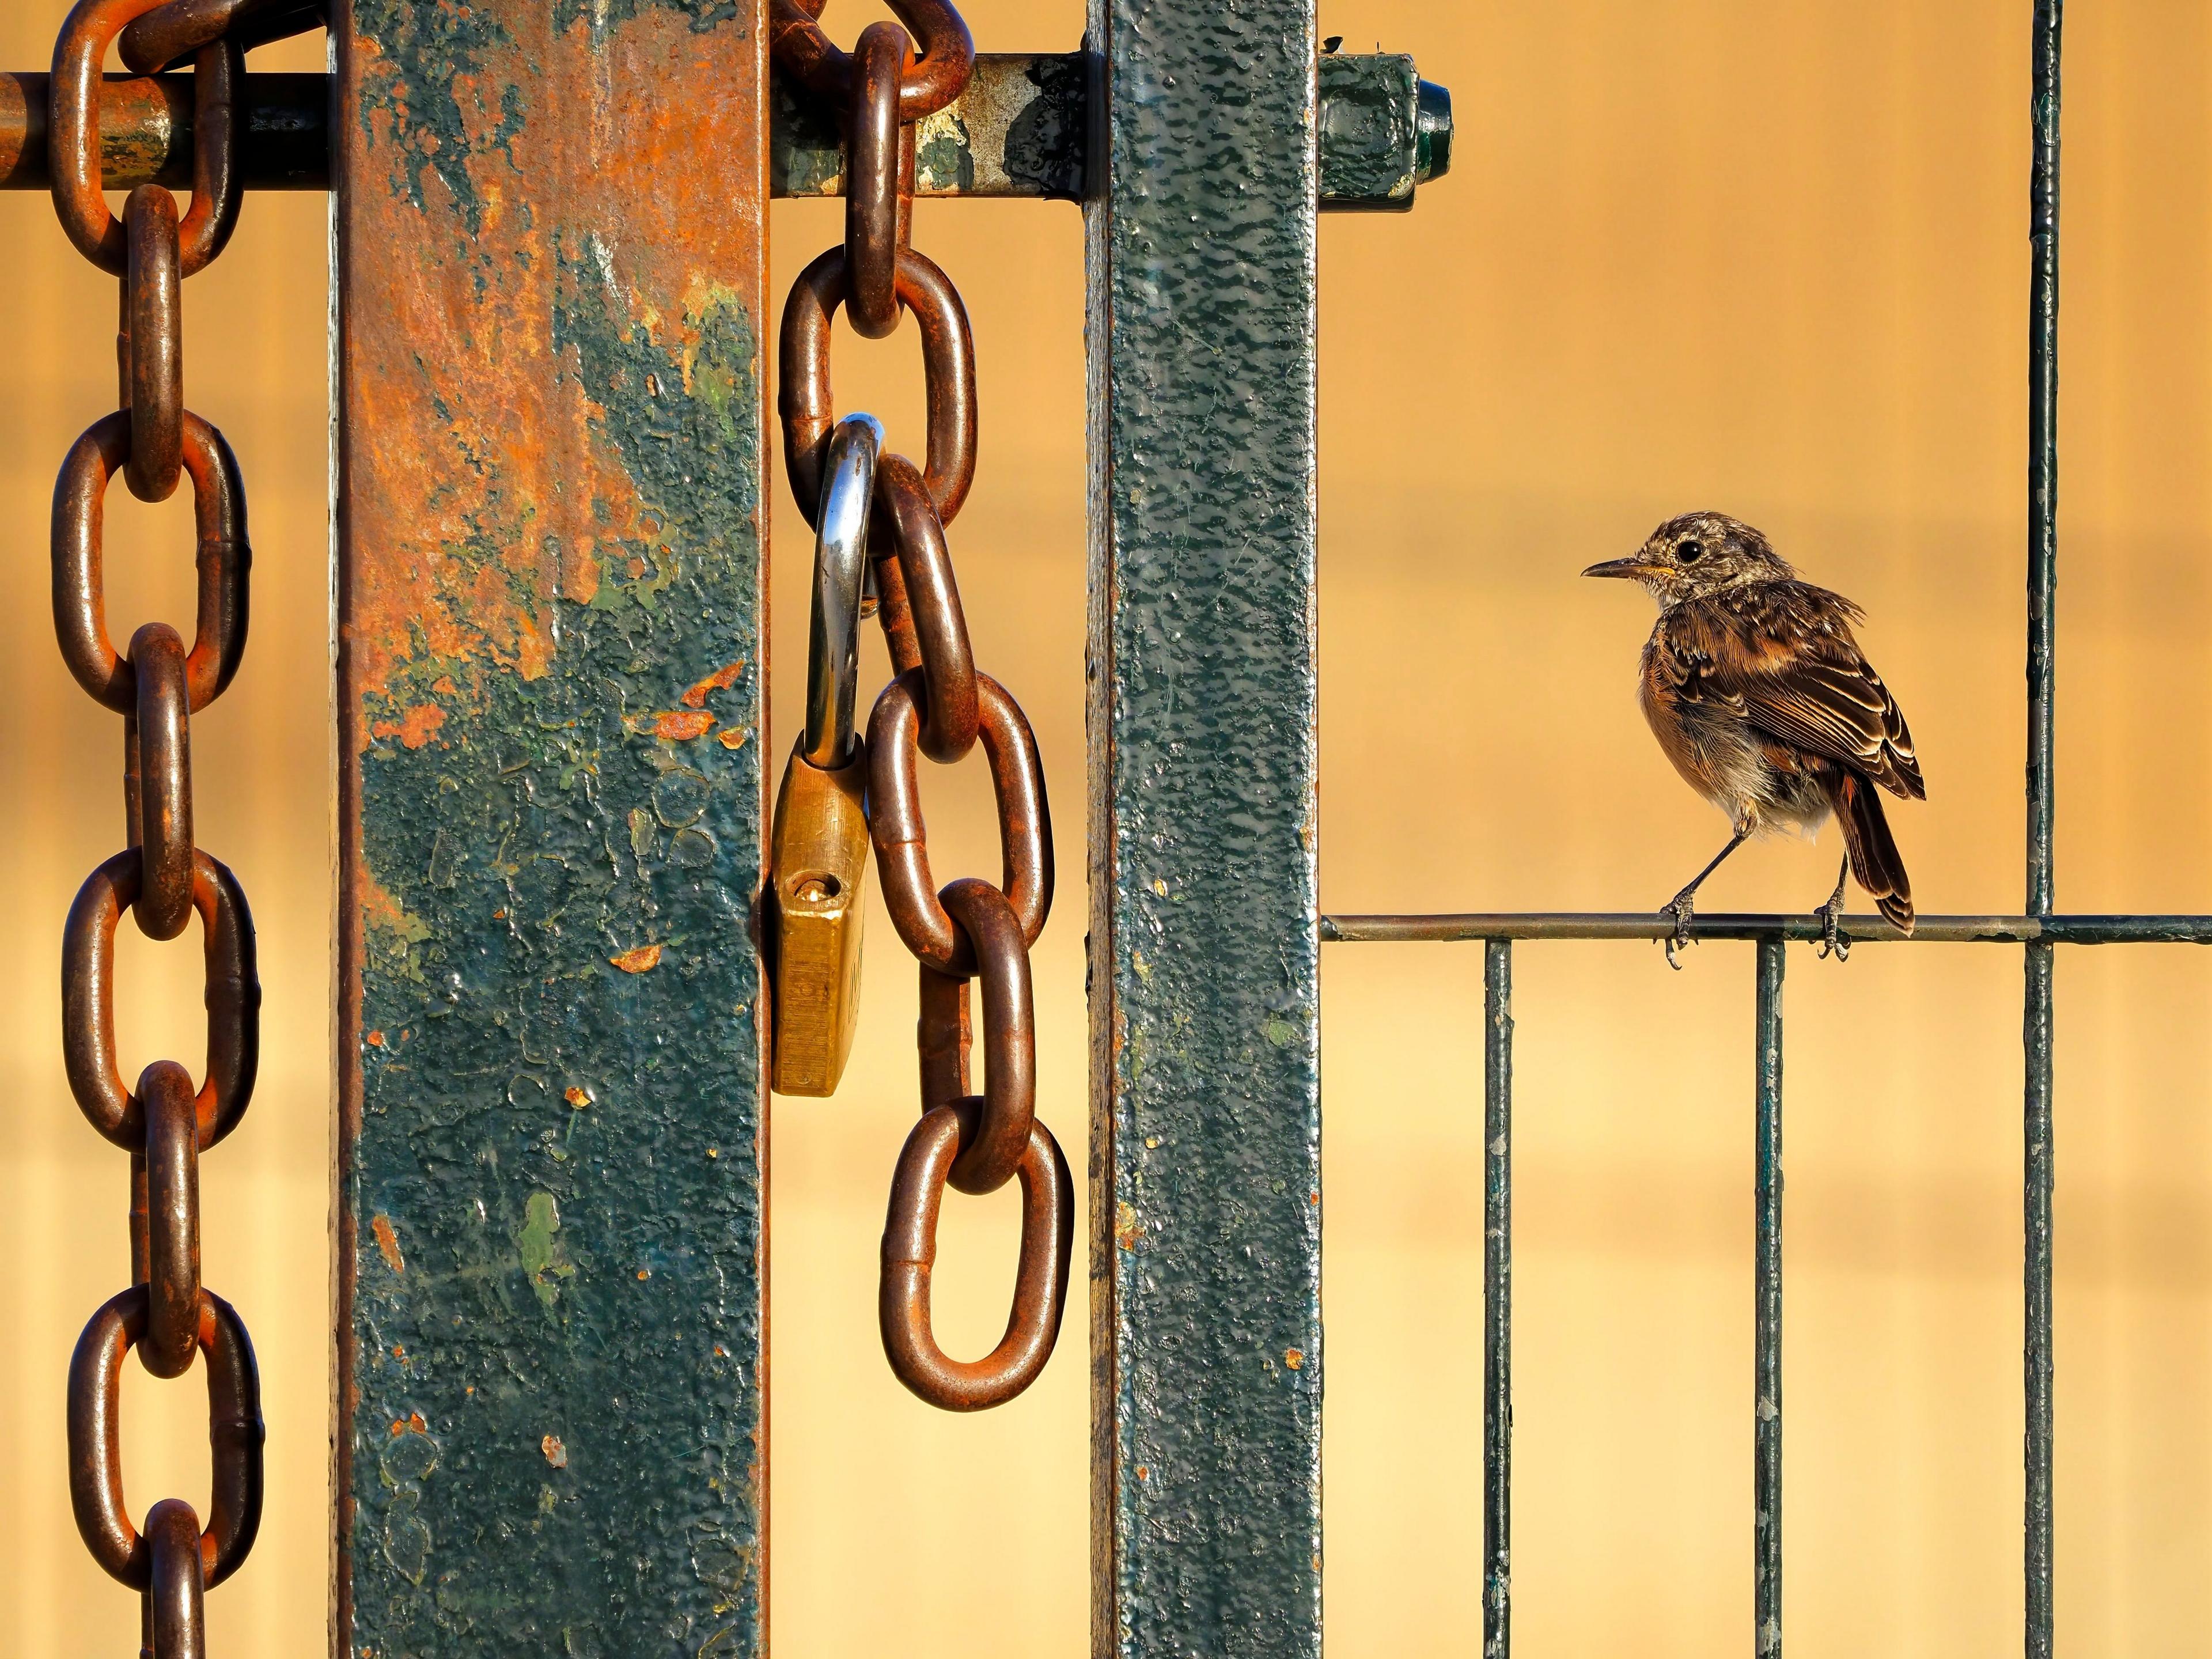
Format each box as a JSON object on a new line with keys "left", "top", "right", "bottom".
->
{"left": 1676, "top": 539, "right": 1705, "bottom": 563}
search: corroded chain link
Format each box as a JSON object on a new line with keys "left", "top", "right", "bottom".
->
{"left": 771, "top": 0, "right": 1073, "bottom": 1412}
{"left": 44, "top": 0, "right": 310, "bottom": 1643}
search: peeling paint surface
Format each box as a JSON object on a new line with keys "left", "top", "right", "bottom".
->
{"left": 334, "top": 0, "right": 768, "bottom": 1650}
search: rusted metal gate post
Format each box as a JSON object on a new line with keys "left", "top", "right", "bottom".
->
{"left": 332, "top": 2, "right": 771, "bottom": 1649}
{"left": 1088, "top": 3, "right": 1325, "bottom": 1653}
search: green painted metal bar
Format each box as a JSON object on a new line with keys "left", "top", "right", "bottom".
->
{"left": 2025, "top": 5, "right": 2062, "bottom": 1653}
{"left": 1086, "top": 1, "right": 1323, "bottom": 1652}
{"left": 1753, "top": 938, "right": 1785, "bottom": 1658}
{"left": 1320, "top": 912, "right": 2212, "bottom": 945}
{"left": 774, "top": 51, "right": 1446, "bottom": 210}
{"left": 1483, "top": 941, "right": 1513, "bottom": 1659}
{"left": 770, "top": 53, "right": 1089, "bottom": 200}
{"left": 331, "top": 2, "right": 770, "bottom": 1652}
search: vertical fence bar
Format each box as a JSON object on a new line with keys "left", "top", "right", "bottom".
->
{"left": 2025, "top": 6, "right": 2061, "bottom": 1657}
{"left": 1483, "top": 941, "right": 1513, "bottom": 1659}
{"left": 331, "top": 3, "right": 772, "bottom": 1650}
{"left": 2023, "top": 947, "right": 2055, "bottom": 1652}
{"left": 1754, "top": 937, "right": 1785, "bottom": 1658}
{"left": 2026, "top": 20, "right": 2062, "bottom": 913}
{"left": 1086, "top": 2, "right": 1323, "bottom": 1653}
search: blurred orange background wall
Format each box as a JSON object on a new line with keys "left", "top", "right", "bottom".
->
{"left": 0, "top": 1, "right": 2207, "bottom": 1654}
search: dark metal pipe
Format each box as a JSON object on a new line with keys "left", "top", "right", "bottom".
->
{"left": 1753, "top": 937, "right": 1784, "bottom": 1658}
{"left": 1482, "top": 940, "right": 1512, "bottom": 1659}
{"left": 0, "top": 71, "right": 325, "bottom": 190}
{"left": 2025, "top": 7, "right": 2062, "bottom": 1652}
{"left": 1319, "top": 912, "right": 2212, "bottom": 946}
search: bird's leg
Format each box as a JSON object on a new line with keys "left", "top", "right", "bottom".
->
{"left": 1660, "top": 828, "right": 1749, "bottom": 969}
{"left": 1815, "top": 855, "right": 1851, "bottom": 961}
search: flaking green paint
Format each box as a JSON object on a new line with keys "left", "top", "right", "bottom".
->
{"left": 338, "top": 5, "right": 769, "bottom": 1652}
{"left": 515, "top": 1191, "right": 576, "bottom": 1309}
{"left": 348, "top": 0, "right": 520, "bottom": 230}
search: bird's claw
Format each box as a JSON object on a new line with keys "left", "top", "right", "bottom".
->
{"left": 1816, "top": 899, "right": 1850, "bottom": 961}
{"left": 1660, "top": 892, "right": 1697, "bottom": 970}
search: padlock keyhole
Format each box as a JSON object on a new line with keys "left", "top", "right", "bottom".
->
{"left": 790, "top": 873, "right": 843, "bottom": 903}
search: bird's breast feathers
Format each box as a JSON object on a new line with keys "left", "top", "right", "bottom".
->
{"left": 1641, "top": 583, "right": 1925, "bottom": 804}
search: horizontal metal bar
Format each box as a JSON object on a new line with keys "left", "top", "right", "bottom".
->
{"left": 0, "top": 70, "right": 327, "bottom": 191}
{"left": 1320, "top": 912, "right": 2212, "bottom": 945}
{"left": 2, "top": 56, "right": 1450, "bottom": 211}
{"left": 776, "top": 52, "right": 1447, "bottom": 209}
{"left": 771, "top": 52, "right": 1088, "bottom": 200}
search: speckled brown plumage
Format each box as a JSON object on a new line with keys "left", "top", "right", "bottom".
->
{"left": 1586, "top": 511, "right": 1924, "bottom": 957}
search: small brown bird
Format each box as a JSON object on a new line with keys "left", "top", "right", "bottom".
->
{"left": 1584, "top": 511, "right": 1924, "bottom": 964}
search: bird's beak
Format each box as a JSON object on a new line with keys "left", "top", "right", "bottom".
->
{"left": 1581, "top": 557, "right": 1658, "bottom": 580}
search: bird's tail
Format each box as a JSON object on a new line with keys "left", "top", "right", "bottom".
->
{"left": 1834, "top": 771, "right": 1914, "bottom": 933}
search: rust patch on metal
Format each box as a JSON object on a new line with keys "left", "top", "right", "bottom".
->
{"left": 370, "top": 703, "right": 446, "bottom": 749}
{"left": 608, "top": 944, "right": 664, "bottom": 975}
{"left": 624, "top": 709, "right": 717, "bottom": 741}
{"left": 1115, "top": 1200, "right": 1141, "bottom": 1252}
{"left": 681, "top": 660, "right": 747, "bottom": 709}
{"left": 340, "top": 10, "right": 766, "bottom": 735}
{"left": 372, "top": 1214, "right": 405, "bottom": 1274}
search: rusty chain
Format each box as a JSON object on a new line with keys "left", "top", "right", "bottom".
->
{"left": 45, "top": 0, "right": 305, "bottom": 1644}
{"left": 771, "top": 0, "right": 1073, "bottom": 1412}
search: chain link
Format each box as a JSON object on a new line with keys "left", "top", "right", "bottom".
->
{"left": 843, "top": 22, "right": 914, "bottom": 339}
{"left": 781, "top": 244, "right": 977, "bottom": 526}
{"left": 771, "top": 0, "right": 1071, "bottom": 1411}
{"left": 869, "top": 671, "right": 1052, "bottom": 972}
{"left": 870, "top": 452, "right": 978, "bottom": 761}
{"left": 119, "top": 0, "right": 324, "bottom": 74}
{"left": 768, "top": 0, "right": 975, "bottom": 123}
{"left": 122, "top": 187, "right": 183, "bottom": 501}
{"left": 44, "top": 0, "right": 305, "bottom": 1638}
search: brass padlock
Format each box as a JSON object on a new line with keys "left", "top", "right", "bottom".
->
{"left": 770, "top": 738, "right": 870, "bottom": 1096}
{"left": 769, "top": 410, "right": 881, "bottom": 1096}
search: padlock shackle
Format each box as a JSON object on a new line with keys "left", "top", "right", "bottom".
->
{"left": 805, "top": 413, "right": 884, "bottom": 768}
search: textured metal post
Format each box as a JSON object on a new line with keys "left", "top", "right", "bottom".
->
{"left": 1483, "top": 941, "right": 1513, "bottom": 1659}
{"left": 1086, "top": 2, "right": 1323, "bottom": 1654}
{"left": 332, "top": 2, "right": 771, "bottom": 1651}
{"left": 1754, "top": 937, "right": 1785, "bottom": 1658}
{"left": 2024, "top": 5, "right": 2061, "bottom": 1654}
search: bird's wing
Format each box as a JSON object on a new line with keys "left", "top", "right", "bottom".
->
{"left": 1667, "top": 586, "right": 1925, "bottom": 801}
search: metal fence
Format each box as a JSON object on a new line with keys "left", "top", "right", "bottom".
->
{"left": 1321, "top": 5, "right": 2210, "bottom": 1653}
